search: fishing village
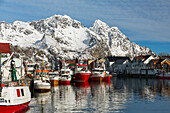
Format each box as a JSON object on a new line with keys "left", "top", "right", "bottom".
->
{"left": 0, "top": 43, "right": 169, "bottom": 112}
{"left": 0, "top": 0, "right": 170, "bottom": 112}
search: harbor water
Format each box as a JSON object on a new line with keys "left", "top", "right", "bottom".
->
{"left": 27, "top": 77, "right": 170, "bottom": 113}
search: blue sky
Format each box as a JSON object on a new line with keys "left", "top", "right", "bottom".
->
{"left": 0, "top": 0, "right": 170, "bottom": 54}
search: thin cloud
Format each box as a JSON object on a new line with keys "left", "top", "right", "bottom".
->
{"left": 0, "top": 0, "right": 169, "bottom": 42}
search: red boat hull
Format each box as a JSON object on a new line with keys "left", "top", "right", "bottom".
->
{"left": 60, "top": 80, "right": 71, "bottom": 85}
{"left": 50, "top": 80, "right": 59, "bottom": 86}
{"left": 103, "top": 75, "right": 112, "bottom": 82}
{"left": 0, "top": 101, "right": 30, "bottom": 113}
{"left": 90, "top": 77, "right": 103, "bottom": 82}
{"left": 74, "top": 73, "right": 91, "bottom": 82}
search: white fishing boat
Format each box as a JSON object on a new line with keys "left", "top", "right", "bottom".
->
{"left": 49, "top": 71, "right": 60, "bottom": 86}
{"left": 34, "top": 70, "right": 51, "bottom": 92}
{"left": 60, "top": 69, "right": 72, "bottom": 85}
{"left": 90, "top": 67, "right": 105, "bottom": 82}
{"left": 0, "top": 43, "right": 31, "bottom": 113}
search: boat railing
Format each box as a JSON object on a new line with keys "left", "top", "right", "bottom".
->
{"left": 0, "top": 79, "right": 28, "bottom": 87}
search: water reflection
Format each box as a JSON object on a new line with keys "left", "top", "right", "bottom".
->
{"left": 28, "top": 78, "right": 170, "bottom": 113}
{"left": 74, "top": 82, "right": 90, "bottom": 103}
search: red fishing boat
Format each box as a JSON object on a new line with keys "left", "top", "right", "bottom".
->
{"left": 0, "top": 43, "right": 31, "bottom": 113}
{"left": 60, "top": 69, "right": 72, "bottom": 85}
{"left": 103, "top": 71, "right": 112, "bottom": 81}
{"left": 74, "top": 64, "right": 91, "bottom": 82}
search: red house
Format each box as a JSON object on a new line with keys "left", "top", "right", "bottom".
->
{"left": 0, "top": 43, "right": 11, "bottom": 53}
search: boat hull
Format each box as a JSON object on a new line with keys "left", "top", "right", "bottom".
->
{"left": 90, "top": 76, "right": 103, "bottom": 82}
{"left": 0, "top": 100, "right": 30, "bottom": 113}
{"left": 34, "top": 82, "right": 51, "bottom": 93}
{"left": 74, "top": 72, "right": 91, "bottom": 82}
{"left": 60, "top": 80, "right": 71, "bottom": 85}
{"left": 50, "top": 80, "right": 59, "bottom": 86}
{"left": 103, "top": 75, "right": 112, "bottom": 81}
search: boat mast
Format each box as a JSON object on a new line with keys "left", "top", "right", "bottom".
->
{"left": 21, "top": 55, "right": 22, "bottom": 78}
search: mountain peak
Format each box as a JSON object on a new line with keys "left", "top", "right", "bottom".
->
{"left": 94, "top": 19, "right": 109, "bottom": 27}
{"left": 90, "top": 19, "right": 110, "bottom": 35}
{"left": 0, "top": 14, "right": 154, "bottom": 60}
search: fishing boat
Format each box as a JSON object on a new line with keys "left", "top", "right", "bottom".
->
{"left": 60, "top": 69, "right": 71, "bottom": 85}
{"left": 74, "top": 64, "right": 91, "bottom": 82}
{"left": 49, "top": 71, "right": 60, "bottom": 86}
{"left": 0, "top": 43, "right": 31, "bottom": 113}
{"left": 103, "top": 71, "right": 112, "bottom": 82}
{"left": 34, "top": 70, "right": 51, "bottom": 92}
{"left": 90, "top": 67, "right": 105, "bottom": 82}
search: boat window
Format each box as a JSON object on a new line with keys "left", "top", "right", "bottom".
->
{"left": 62, "top": 75, "right": 69, "bottom": 77}
{"left": 78, "top": 66, "right": 87, "bottom": 69}
{"left": 21, "top": 89, "right": 24, "bottom": 96}
{"left": 27, "top": 65, "right": 34, "bottom": 67}
{"left": 16, "top": 89, "right": 20, "bottom": 97}
{"left": 93, "top": 70, "right": 103, "bottom": 72}
{"left": 0, "top": 98, "right": 4, "bottom": 103}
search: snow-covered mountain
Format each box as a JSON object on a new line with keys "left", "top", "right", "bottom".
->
{"left": 0, "top": 15, "right": 154, "bottom": 62}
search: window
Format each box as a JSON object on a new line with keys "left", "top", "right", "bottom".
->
{"left": 16, "top": 89, "right": 20, "bottom": 97}
{"left": 21, "top": 89, "right": 24, "bottom": 96}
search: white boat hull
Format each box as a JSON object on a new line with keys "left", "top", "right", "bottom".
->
{"left": 34, "top": 80, "right": 51, "bottom": 92}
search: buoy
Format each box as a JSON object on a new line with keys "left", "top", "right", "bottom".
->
{"left": 1, "top": 84, "right": 5, "bottom": 87}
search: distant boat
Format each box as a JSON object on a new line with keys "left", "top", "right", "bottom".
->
{"left": 49, "top": 71, "right": 60, "bottom": 86}
{"left": 0, "top": 43, "right": 31, "bottom": 113}
{"left": 74, "top": 64, "right": 91, "bottom": 82}
{"left": 103, "top": 71, "right": 112, "bottom": 82}
{"left": 34, "top": 70, "right": 51, "bottom": 92}
{"left": 90, "top": 67, "right": 105, "bottom": 82}
{"left": 60, "top": 69, "right": 71, "bottom": 85}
